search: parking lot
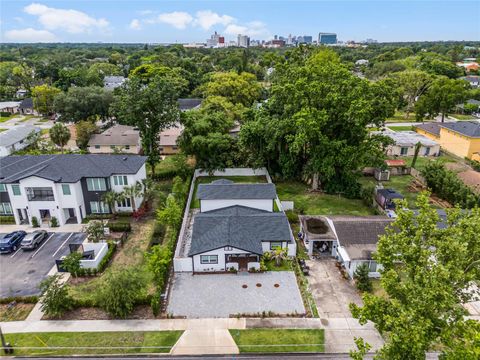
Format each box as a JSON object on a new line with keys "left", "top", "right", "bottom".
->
{"left": 0, "top": 232, "right": 86, "bottom": 298}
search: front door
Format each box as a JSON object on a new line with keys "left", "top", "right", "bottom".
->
{"left": 17, "top": 209, "right": 29, "bottom": 224}
{"left": 228, "top": 255, "right": 259, "bottom": 271}
{"left": 39, "top": 209, "right": 51, "bottom": 223}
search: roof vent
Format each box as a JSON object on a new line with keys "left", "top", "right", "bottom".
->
{"left": 123, "top": 157, "right": 128, "bottom": 161}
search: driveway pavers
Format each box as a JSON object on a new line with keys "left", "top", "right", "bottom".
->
{"left": 167, "top": 272, "right": 305, "bottom": 318}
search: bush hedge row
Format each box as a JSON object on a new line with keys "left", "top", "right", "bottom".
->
{"left": 0, "top": 216, "right": 15, "bottom": 224}
{"left": 107, "top": 222, "right": 131, "bottom": 232}
{"left": 0, "top": 295, "right": 39, "bottom": 304}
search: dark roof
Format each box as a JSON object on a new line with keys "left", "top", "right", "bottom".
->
{"left": 19, "top": 98, "right": 33, "bottom": 109}
{"left": 412, "top": 209, "right": 448, "bottom": 229}
{"left": 197, "top": 181, "right": 277, "bottom": 200}
{"left": 331, "top": 216, "right": 393, "bottom": 260}
{"left": 178, "top": 98, "right": 202, "bottom": 111}
{"left": 377, "top": 188, "right": 404, "bottom": 200}
{"left": 0, "top": 154, "right": 146, "bottom": 183}
{"left": 440, "top": 121, "right": 480, "bottom": 138}
{"left": 189, "top": 205, "right": 291, "bottom": 256}
{"left": 415, "top": 123, "right": 441, "bottom": 136}
{"left": 467, "top": 99, "right": 480, "bottom": 106}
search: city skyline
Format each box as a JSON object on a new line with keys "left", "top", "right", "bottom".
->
{"left": 1, "top": 1, "right": 479, "bottom": 43}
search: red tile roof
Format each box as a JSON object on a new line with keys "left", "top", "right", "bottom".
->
{"left": 384, "top": 159, "right": 406, "bottom": 167}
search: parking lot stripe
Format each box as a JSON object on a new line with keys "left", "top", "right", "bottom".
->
{"left": 9, "top": 247, "right": 22, "bottom": 258}
{"left": 31, "top": 233, "right": 55, "bottom": 258}
{"left": 52, "top": 232, "right": 74, "bottom": 258}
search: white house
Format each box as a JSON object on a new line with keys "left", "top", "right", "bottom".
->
{"left": 103, "top": 76, "right": 126, "bottom": 90}
{"left": 375, "top": 130, "right": 440, "bottom": 157}
{"left": 0, "top": 101, "right": 21, "bottom": 114}
{"left": 300, "top": 215, "right": 393, "bottom": 278}
{"left": 186, "top": 179, "right": 295, "bottom": 273}
{"left": 0, "top": 126, "right": 40, "bottom": 156}
{"left": 0, "top": 154, "right": 147, "bottom": 226}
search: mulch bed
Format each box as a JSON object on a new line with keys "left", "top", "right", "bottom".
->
{"left": 44, "top": 305, "right": 157, "bottom": 321}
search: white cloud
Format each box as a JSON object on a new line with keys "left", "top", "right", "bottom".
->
{"left": 24, "top": 3, "right": 109, "bottom": 34}
{"left": 193, "top": 10, "right": 234, "bottom": 30}
{"left": 4, "top": 27, "right": 57, "bottom": 42}
{"left": 157, "top": 11, "right": 193, "bottom": 29}
{"left": 225, "top": 21, "right": 269, "bottom": 37}
{"left": 129, "top": 19, "right": 141, "bottom": 30}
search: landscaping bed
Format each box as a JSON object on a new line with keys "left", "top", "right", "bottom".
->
{"left": 229, "top": 329, "right": 325, "bottom": 353}
{"left": 3, "top": 331, "right": 184, "bottom": 356}
{"left": 0, "top": 303, "right": 35, "bottom": 322}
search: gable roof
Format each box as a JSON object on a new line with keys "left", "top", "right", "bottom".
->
{"left": 19, "top": 98, "right": 33, "bottom": 109}
{"left": 0, "top": 154, "right": 146, "bottom": 183}
{"left": 197, "top": 181, "right": 277, "bottom": 200}
{"left": 178, "top": 98, "right": 202, "bottom": 111}
{"left": 415, "top": 123, "right": 441, "bottom": 136}
{"left": 379, "top": 131, "right": 439, "bottom": 147}
{"left": 88, "top": 125, "right": 139, "bottom": 146}
{"left": 0, "top": 126, "right": 40, "bottom": 148}
{"left": 189, "top": 205, "right": 291, "bottom": 256}
{"left": 440, "top": 121, "right": 480, "bottom": 138}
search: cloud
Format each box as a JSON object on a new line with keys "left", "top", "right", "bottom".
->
{"left": 24, "top": 3, "right": 109, "bottom": 34}
{"left": 129, "top": 19, "right": 141, "bottom": 30}
{"left": 193, "top": 10, "right": 234, "bottom": 30}
{"left": 224, "top": 21, "right": 269, "bottom": 37}
{"left": 157, "top": 11, "right": 193, "bottom": 29}
{"left": 4, "top": 27, "right": 57, "bottom": 42}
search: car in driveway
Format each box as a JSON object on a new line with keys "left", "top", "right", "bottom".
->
{"left": 21, "top": 230, "right": 48, "bottom": 250}
{"left": 0, "top": 231, "right": 27, "bottom": 254}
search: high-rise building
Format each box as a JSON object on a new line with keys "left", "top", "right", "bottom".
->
{"left": 318, "top": 32, "right": 337, "bottom": 45}
{"left": 206, "top": 31, "right": 221, "bottom": 48}
{"left": 237, "top": 34, "right": 250, "bottom": 48}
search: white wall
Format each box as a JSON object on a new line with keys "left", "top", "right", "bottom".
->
{"left": 192, "top": 246, "right": 251, "bottom": 272}
{"left": 201, "top": 199, "right": 273, "bottom": 212}
{"left": 79, "top": 242, "right": 108, "bottom": 269}
{"left": 109, "top": 163, "right": 146, "bottom": 211}
{"left": 386, "top": 144, "right": 440, "bottom": 157}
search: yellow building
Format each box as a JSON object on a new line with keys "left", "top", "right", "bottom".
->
{"left": 415, "top": 121, "right": 480, "bottom": 160}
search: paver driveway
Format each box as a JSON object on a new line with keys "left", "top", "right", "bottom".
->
{"left": 168, "top": 271, "right": 305, "bottom": 318}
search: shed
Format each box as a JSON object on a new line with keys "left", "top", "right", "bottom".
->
{"left": 375, "top": 188, "right": 404, "bottom": 210}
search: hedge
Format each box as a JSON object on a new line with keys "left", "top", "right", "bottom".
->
{"left": 0, "top": 216, "right": 15, "bottom": 224}
{"left": 0, "top": 295, "right": 39, "bottom": 304}
{"left": 75, "top": 241, "right": 117, "bottom": 277}
{"left": 0, "top": 112, "right": 11, "bottom": 117}
{"left": 107, "top": 222, "right": 131, "bottom": 232}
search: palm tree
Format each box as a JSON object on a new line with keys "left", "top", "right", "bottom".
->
{"left": 102, "top": 190, "right": 125, "bottom": 217}
{"left": 123, "top": 181, "right": 143, "bottom": 212}
{"left": 49, "top": 123, "right": 71, "bottom": 154}
{"left": 271, "top": 248, "right": 288, "bottom": 267}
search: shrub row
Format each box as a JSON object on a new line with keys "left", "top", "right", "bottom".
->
{"left": 0, "top": 216, "right": 15, "bottom": 224}
{"left": 74, "top": 242, "right": 117, "bottom": 277}
{"left": 0, "top": 112, "right": 11, "bottom": 117}
{"left": 466, "top": 158, "right": 480, "bottom": 172}
{"left": 72, "top": 292, "right": 152, "bottom": 309}
{"left": 107, "top": 222, "right": 131, "bottom": 232}
{"left": 0, "top": 295, "right": 39, "bottom": 304}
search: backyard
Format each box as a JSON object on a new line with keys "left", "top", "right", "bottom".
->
{"left": 3, "top": 331, "right": 183, "bottom": 356}
{"left": 359, "top": 174, "right": 419, "bottom": 208}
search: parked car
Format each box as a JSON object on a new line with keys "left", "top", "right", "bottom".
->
{"left": 21, "top": 230, "right": 48, "bottom": 250}
{"left": 0, "top": 231, "right": 27, "bottom": 254}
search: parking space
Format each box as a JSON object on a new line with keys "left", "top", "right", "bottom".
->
{"left": 0, "top": 232, "right": 86, "bottom": 298}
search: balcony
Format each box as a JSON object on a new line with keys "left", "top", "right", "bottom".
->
{"left": 26, "top": 187, "right": 55, "bottom": 202}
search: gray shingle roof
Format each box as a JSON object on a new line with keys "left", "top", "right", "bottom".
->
{"left": 88, "top": 125, "right": 139, "bottom": 146}
{"left": 415, "top": 123, "right": 441, "bottom": 136}
{"left": 189, "top": 205, "right": 291, "bottom": 256}
{"left": 0, "top": 126, "right": 40, "bottom": 147}
{"left": 440, "top": 121, "right": 480, "bottom": 138}
{"left": 0, "top": 154, "right": 146, "bottom": 183}
{"left": 178, "top": 98, "right": 202, "bottom": 111}
{"left": 197, "top": 181, "right": 277, "bottom": 200}
{"left": 19, "top": 98, "right": 33, "bottom": 109}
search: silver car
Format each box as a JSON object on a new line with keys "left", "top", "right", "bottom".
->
{"left": 21, "top": 230, "right": 48, "bottom": 250}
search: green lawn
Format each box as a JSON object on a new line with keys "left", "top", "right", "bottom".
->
{"left": 229, "top": 329, "right": 325, "bottom": 353}
{"left": 0, "top": 128, "right": 6, "bottom": 132}
{"left": 396, "top": 153, "right": 459, "bottom": 172}
{"left": 276, "top": 181, "right": 374, "bottom": 216}
{"left": 386, "top": 125, "right": 413, "bottom": 132}
{"left": 264, "top": 259, "right": 293, "bottom": 271}
{"left": 3, "top": 331, "right": 183, "bottom": 356}
{"left": 0, "top": 114, "right": 20, "bottom": 123}
{"left": 450, "top": 113, "right": 477, "bottom": 121}
{"left": 385, "top": 110, "right": 417, "bottom": 123}
{"left": 191, "top": 175, "right": 267, "bottom": 209}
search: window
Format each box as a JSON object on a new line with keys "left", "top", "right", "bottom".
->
{"left": 368, "top": 261, "right": 378, "bottom": 272}
{"left": 117, "top": 198, "right": 131, "bottom": 208}
{"left": 95, "top": 145, "right": 100, "bottom": 149}
{"left": 62, "top": 184, "right": 71, "bottom": 195}
{"left": 90, "top": 201, "right": 109, "bottom": 214}
{"left": 424, "top": 147, "right": 430, "bottom": 156}
{"left": 200, "top": 255, "right": 218, "bottom": 264}
{"left": 270, "top": 241, "right": 283, "bottom": 250}
{"left": 125, "top": 145, "right": 130, "bottom": 150}
{"left": 113, "top": 175, "right": 128, "bottom": 186}
{"left": 86, "top": 178, "right": 107, "bottom": 191}
{"left": 400, "top": 147, "right": 408, "bottom": 155}
{"left": 224, "top": 246, "right": 233, "bottom": 251}
{"left": 11, "top": 185, "right": 21, "bottom": 196}
{"left": 0, "top": 203, "right": 13, "bottom": 215}
{"left": 0, "top": 184, "right": 6, "bottom": 192}
{"left": 26, "top": 187, "right": 54, "bottom": 201}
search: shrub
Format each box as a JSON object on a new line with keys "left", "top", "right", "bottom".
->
{"left": 150, "top": 293, "right": 161, "bottom": 317}
{"left": 354, "top": 263, "right": 372, "bottom": 292}
{"left": 107, "top": 222, "right": 131, "bottom": 232}
{"left": 0, "top": 295, "right": 38, "bottom": 304}
{"left": 145, "top": 244, "right": 172, "bottom": 288}
{"left": 150, "top": 222, "right": 166, "bottom": 246}
{"left": 97, "top": 268, "right": 147, "bottom": 318}
{"left": 0, "top": 216, "right": 15, "bottom": 224}
{"left": 97, "top": 242, "right": 117, "bottom": 273}
{"left": 360, "top": 182, "right": 376, "bottom": 208}
{"left": 86, "top": 220, "right": 104, "bottom": 242}
{"left": 39, "top": 275, "right": 74, "bottom": 318}
{"left": 0, "top": 112, "right": 11, "bottom": 117}
{"left": 31, "top": 216, "right": 39, "bottom": 228}
{"left": 62, "top": 251, "right": 83, "bottom": 277}
{"left": 50, "top": 216, "right": 59, "bottom": 227}
{"left": 285, "top": 210, "right": 298, "bottom": 223}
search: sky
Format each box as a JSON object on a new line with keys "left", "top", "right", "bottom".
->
{"left": 0, "top": 1, "right": 479, "bottom": 43}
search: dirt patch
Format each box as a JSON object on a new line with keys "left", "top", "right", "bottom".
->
{"left": 0, "top": 303, "right": 35, "bottom": 321}
{"left": 46, "top": 305, "right": 157, "bottom": 320}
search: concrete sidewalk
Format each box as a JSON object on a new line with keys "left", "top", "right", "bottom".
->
{"left": 0, "top": 223, "right": 84, "bottom": 233}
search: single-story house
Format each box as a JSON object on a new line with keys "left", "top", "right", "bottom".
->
{"left": 19, "top": 98, "right": 36, "bottom": 115}
{"left": 462, "top": 76, "right": 480, "bottom": 88}
{"left": 377, "top": 130, "right": 440, "bottom": 157}
{"left": 88, "top": 125, "right": 141, "bottom": 154}
{"left": 159, "top": 125, "right": 182, "bottom": 156}
{"left": 375, "top": 188, "right": 404, "bottom": 210}
{"left": 15, "top": 89, "right": 28, "bottom": 98}
{"left": 0, "top": 101, "right": 21, "bottom": 114}
{"left": 0, "top": 125, "right": 40, "bottom": 156}
{"left": 196, "top": 179, "right": 277, "bottom": 212}
{"left": 178, "top": 98, "right": 203, "bottom": 111}
{"left": 103, "top": 76, "right": 126, "bottom": 90}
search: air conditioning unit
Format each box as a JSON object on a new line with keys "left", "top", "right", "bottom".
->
{"left": 374, "top": 169, "right": 390, "bottom": 181}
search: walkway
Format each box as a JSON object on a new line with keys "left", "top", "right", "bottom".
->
{"left": 0, "top": 223, "right": 84, "bottom": 233}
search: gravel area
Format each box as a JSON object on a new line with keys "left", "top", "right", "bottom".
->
{"left": 167, "top": 272, "right": 305, "bottom": 318}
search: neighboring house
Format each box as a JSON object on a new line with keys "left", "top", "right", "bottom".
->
{"left": 355, "top": 59, "right": 369, "bottom": 66}
{"left": 19, "top": 98, "right": 36, "bottom": 115}
{"left": 462, "top": 76, "right": 480, "bottom": 88}
{"left": 88, "top": 125, "right": 141, "bottom": 154}
{"left": 0, "top": 101, "right": 21, "bottom": 114}
{"left": 377, "top": 130, "right": 440, "bottom": 157}
{"left": 415, "top": 121, "right": 480, "bottom": 161}
{"left": 159, "top": 125, "right": 182, "bottom": 156}
{"left": 0, "top": 154, "right": 146, "bottom": 226}
{"left": 15, "top": 89, "right": 28, "bottom": 98}
{"left": 455, "top": 99, "right": 480, "bottom": 114}
{"left": 299, "top": 215, "right": 393, "bottom": 278}
{"left": 178, "top": 98, "right": 203, "bottom": 111}
{"left": 188, "top": 179, "right": 295, "bottom": 272}
{"left": 103, "top": 76, "right": 126, "bottom": 90}
{"left": 457, "top": 62, "right": 479, "bottom": 72}
{"left": 0, "top": 125, "right": 40, "bottom": 156}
